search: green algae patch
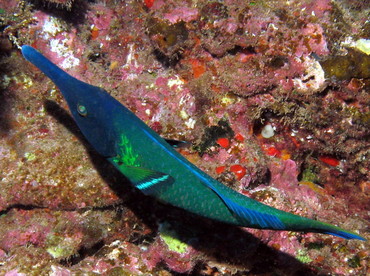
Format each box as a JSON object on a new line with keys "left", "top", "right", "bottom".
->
{"left": 355, "top": 39, "right": 370, "bottom": 55}
{"left": 348, "top": 255, "right": 361, "bottom": 268}
{"left": 46, "top": 233, "right": 80, "bottom": 259}
{"left": 24, "top": 152, "right": 36, "bottom": 161}
{"left": 301, "top": 166, "right": 319, "bottom": 183}
{"left": 159, "top": 222, "right": 189, "bottom": 254}
{"left": 345, "top": 106, "right": 370, "bottom": 128}
{"left": 296, "top": 249, "right": 313, "bottom": 264}
{"left": 320, "top": 49, "right": 370, "bottom": 80}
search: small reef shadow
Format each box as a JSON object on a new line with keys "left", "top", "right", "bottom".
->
{"left": 26, "top": 0, "right": 88, "bottom": 26}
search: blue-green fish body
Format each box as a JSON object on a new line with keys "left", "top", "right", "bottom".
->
{"left": 21, "top": 45, "right": 365, "bottom": 241}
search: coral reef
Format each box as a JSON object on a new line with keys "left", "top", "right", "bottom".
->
{"left": 0, "top": 0, "right": 368, "bottom": 275}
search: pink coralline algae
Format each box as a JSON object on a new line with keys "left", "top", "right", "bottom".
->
{"left": 163, "top": 6, "right": 199, "bottom": 24}
{"left": 0, "top": 0, "right": 368, "bottom": 275}
{"left": 87, "top": 4, "right": 115, "bottom": 38}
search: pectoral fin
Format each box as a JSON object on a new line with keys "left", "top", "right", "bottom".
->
{"left": 108, "top": 159, "right": 174, "bottom": 195}
{"left": 165, "top": 139, "right": 191, "bottom": 148}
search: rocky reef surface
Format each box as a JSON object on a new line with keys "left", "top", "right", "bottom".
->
{"left": 0, "top": 0, "right": 368, "bottom": 275}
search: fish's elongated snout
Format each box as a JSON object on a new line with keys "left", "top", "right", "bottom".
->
{"left": 22, "top": 45, "right": 119, "bottom": 157}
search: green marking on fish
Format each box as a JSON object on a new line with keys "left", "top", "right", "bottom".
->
{"left": 112, "top": 134, "right": 140, "bottom": 167}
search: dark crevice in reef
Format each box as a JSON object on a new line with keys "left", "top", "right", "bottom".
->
{"left": 128, "top": 231, "right": 156, "bottom": 246}
{"left": 153, "top": 48, "right": 183, "bottom": 68}
{"left": 249, "top": 168, "right": 272, "bottom": 190}
{"left": 0, "top": 204, "right": 47, "bottom": 216}
{"left": 0, "top": 58, "right": 15, "bottom": 134}
{"left": 26, "top": 0, "right": 88, "bottom": 26}
{"left": 0, "top": 203, "right": 123, "bottom": 216}
{"left": 227, "top": 45, "right": 256, "bottom": 56}
{"left": 195, "top": 119, "right": 234, "bottom": 155}
{"left": 315, "top": 85, "right": 332, "bottom": 99}
{"left": 202, "top": 44, "right": 257, "bottom": 59}
{"left": 230, "top": 84, "right": 278, "bottom": 99}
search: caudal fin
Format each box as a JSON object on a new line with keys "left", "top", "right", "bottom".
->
{"left": 201, "top": 177, "right": 366, "bottom": 240}
{"left": 320, "top": 225, "right": 366, "bottom": 240}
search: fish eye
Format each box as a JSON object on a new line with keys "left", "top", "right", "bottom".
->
{"left": 77, "top": 104, "right": 87, "bottom": 117}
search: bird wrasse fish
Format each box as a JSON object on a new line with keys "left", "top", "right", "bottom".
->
{"left": 21, "top": 45, "right": 365, "bottom": 241}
